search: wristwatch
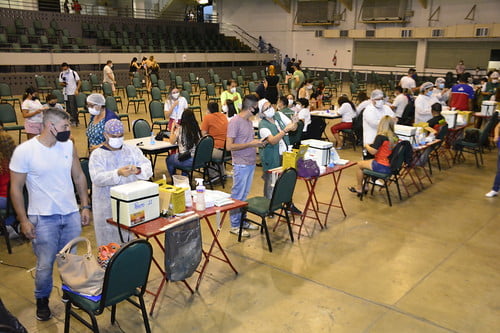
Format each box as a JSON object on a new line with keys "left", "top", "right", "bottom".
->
{"left": 81, "top": 205, "right": 92, "bottom": 211}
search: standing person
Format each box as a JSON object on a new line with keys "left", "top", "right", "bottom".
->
{"left": 362, "top": 89, "right": 395, "bottom": 146}
{"left": 390, "top": 86, "right": 408, "bottom": 119}
{"left": 220, "top": 80, "right": 242, "bottom": 115}
{"left": 257, "top": 98, "right": 297, "bottom": 199}
{"left": 72, "top": 0, "right": 81, "bottom": 14}
{"left": 485, "top": 122, "right": 500, "bottom": 198}
{"left": 21, "top": 87, "right": 48, "bottom": 139}
{"left": 201, "top": 102, "right": 228, "bottom": 179}
{"left": 258, "top": 36, "right": 265, "bottom": 53}
{"left": 9, "top": 108, "right": 90, "bottom": 321}
{"left": 264, "top": 65, "right": 279, "bottom": 104}
{"left": 166, "top": 110, "right": 201, "bottom": 179}
{"left": 455, "top": 60, "right": 465, "bottom": 78}
{"left": 102, "top": 60, "right": 116, "bottom": 93}
{"left": 449, "top": 74, "right": 475, "bottom": 111}
{"left": 59, "top": 62, "right": 81, "bottom": 126}
{"left": 414, "top": 82, "right": 437, "bottom": 123}
{"left": 330, "top": 95, "right": 356, "bottom": 149}
{"left": 481, "top": 71, "right": 499, "bottom": 99}
{"left": 289, "top": 63, "right": 304, "bottom": 98}
{"left": 286, "top": 58, "right": 295, "bottom": 75}
{"left": 85, "top": 93, "right": 118, "bottom": 151}
{"left": 63, "top": 0, "right": 70, "bottom": 13}
{"left": 283, "top": 54, "right": 290, "bottom": 71}
{"left": 226, "top": 95, "right": 265, "bottom": 237}
{"left": 128, "top": 57, "right": 141, "bottom": 84}
{"left": 432, "top": 77, "right": 450, "bottom": 106}
{"left": 164, "top": 87, "right": 188, "bottom": 131}
{"left": 89, "top": 119, "right": 152, "bottom": 246}
{"left": 399, "top": 68, "right": 417, "bottom": 93}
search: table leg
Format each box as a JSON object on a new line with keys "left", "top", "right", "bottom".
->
{"left": 195, "top": 211, "right": 238, "bottom": 290}
{"left": 297, "top": 178, "right": 323, "bottom": 239}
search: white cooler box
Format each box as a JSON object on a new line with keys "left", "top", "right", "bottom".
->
{"left": 394, "top": 125, "right": 417, "bottom": 143}
{"left": 301, "top": 139, "right": 333, "bottom": 166}
{"left": 111, "top": 180, "right": 160, "bottom": 227}
{"left": 481, "top": 101, "right": 497, "bottom": 116}
{"left": 442, "top": 110, "right": 458, "bottom": 128}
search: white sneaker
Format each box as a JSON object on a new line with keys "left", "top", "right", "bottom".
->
{"left": 243, "top": 222, "right": 259, "bottom": 230}
{"left": 485, "top": 190, "right": 498, "bottom": 198}
{"left": 375, "top": 179, "right": 384, "bottom": 186}
{"left": 230, "top": 227, "right": 250, "bottom": 237}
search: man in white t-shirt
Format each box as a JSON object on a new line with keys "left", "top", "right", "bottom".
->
{"left": 391, "top": 86, "right": 408, "bottom": 118}
{"left": 59, "top": 62, "right": 81, "bottom": 126}
{"left": 399, "top": 68, "right": 417, "bottom": 92}
{"left": 9, "top": 108, "right": 90, "bottom": 322}
{"left": 102, "top": 60, "right": 116, "bottom": 92}
{"left": 363, "top": 89, "right": 395, "bottom": 146}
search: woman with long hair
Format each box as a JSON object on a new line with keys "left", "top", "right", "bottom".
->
{"left": 264, "top": 64, "right": 279, "bottom": 104}
{"left": 166, "top": 110, "right": 201, "bottom": 179}
{"left": 129, "top": 57, "right": 140, "bottom": 83}
{"left": 298, "top": 78, "right": 314, "bottom": 100}
{"left": 22, "top": 87, "right": 48, "bottom": 139}
{"left": 349, "top": 116, "right": 399, "bottom": 195}
{"left": 330, "top": 95, "right": 356, "bottom": 149}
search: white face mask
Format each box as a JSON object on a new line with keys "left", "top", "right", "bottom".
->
{"left": 288, "top": 99, "right": 294, "bottom": 106}
{"left": 375, "top": 100, "right": 384, "bottom": 108}
{"left": 492, "top": 79, "right": 499, "bottom": 83}
{"left": 222, "top": 104, "right": 229, "bottom": 113}
{"left": 88, "top": 107, "right": 100, "bottom": 116}
{"left": 108, "top": 137, "right": 124, "bottom": 149}
{"left": 307, "top": 84, "right": 313, "bottom": 90}
{"left": 264, "top": 107, "right": 275, "bottom": 118}
{"left": 172, "top": 93, "right": 180, "bottom": 99}
{"left": 230, "top": 87, "right": 237, "bottom": 94}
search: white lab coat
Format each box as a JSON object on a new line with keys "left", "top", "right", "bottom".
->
{"left": 362, "top": 103, "right": 395, "bottom": 145}
{"left": 89, "top": 144, "right": 153, "bottom": 247}
{"left": 414, "top": 94, "right": 439, "bottom": 124}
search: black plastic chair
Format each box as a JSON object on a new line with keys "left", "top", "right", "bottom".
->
{"left": 360, "top": 141, "right": 411, "bottom": 207}
{"left": 63, "top": 239, "right": 153, "bottom": 333}
{"left": 239, "top": 168, "right": 298, "bottom": 252}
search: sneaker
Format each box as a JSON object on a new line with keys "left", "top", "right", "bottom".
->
{"left": 36, "top": 297, "right": 52, "bottom": 321}
{"left": 61, "top": 294, "right": 69, "bottom": 303}
{"left": 243, "top": 222, "right": 259, "bottom": 230}
{"left": 288, "top": 203, "right": 303, "bottom": 215}
{"left": 485, "top": 190, "right": 498, "bottom": 198}
{"left": 230, "top": 227, "right": 249, "bottom": 237}
{"left": 375, "top": 179, "right": 384, "bottom": 186}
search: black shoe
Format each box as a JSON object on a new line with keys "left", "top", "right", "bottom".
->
{"left": 288, "top": 204, "right": 302, "bottom": 215}
{"left": 36, "top": 297, "right": 52, "bottom": 321}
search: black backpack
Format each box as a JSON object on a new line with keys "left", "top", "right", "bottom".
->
{"left": 352, "top": 110, "right": 364, "bottom": 145}
{"left": 399, "top": 99, "right": 415, "bottom": 126}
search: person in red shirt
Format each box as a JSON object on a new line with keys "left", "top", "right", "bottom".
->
{"left": 0, "top": 122, "right": 17, "bottom": 223}
{"left": 201, "top": 102, "right": 228, "bottom": 180}
{"left": 449, "top": 74, "right": 474, "bottom": 111}
{"left": 349, "top": 116, "right": 399, "bottom": 195}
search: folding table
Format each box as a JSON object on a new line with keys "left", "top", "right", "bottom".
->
{"left": 107, "top": 200, "right": 247, "bottom": 315}
{"left": 399, "top": 140, "right": 441, "bottom": 194}
{"left": 271, "top": 162, "right": 356, "bottom": 239}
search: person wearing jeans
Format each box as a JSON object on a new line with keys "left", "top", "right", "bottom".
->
{"left": 9, "top": 108, "right": 90, "bottom": 321}
{"left": 227, "top": 95, "right": 266, "bottom": 237}
{"left": 485, "top": 122, "right": 500, "bottom": 198}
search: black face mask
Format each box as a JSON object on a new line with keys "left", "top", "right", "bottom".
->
{"left": 32, "top": 95, "right": 39, "bottom": 100}
{"left": 52, "top": 124, "right": 71, "bottom": 142}
{"left": 251, "top": 105, "right": 259, "bottom": 115}
{"left": 49, "top": 103, "right": 57, "bottom": 107}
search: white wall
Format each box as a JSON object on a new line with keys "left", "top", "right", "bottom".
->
{"left": 217, "top": 0, "right": 500, "bottom": 72}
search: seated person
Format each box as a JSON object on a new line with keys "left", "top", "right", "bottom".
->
{"left": 349, "top": 116, "right": 399, "bottom": 195}
{"left": 88, "top": 119, "right": 153, "bottom": 246}
{"left": 330, "top": 95, "right": 356, "bottom": 149}
{"left": 425, "top": 103, "right": 447, "bottom": 134}
{"left": 43, "top": 94, "right": 65, "bottom": 110}
{"left": 164, "top": 87, "right": 188, "bottom": 131}
{"left": 0, "top": 123, "right": 17, "bottom": 227}
{"left": 298, "top": 79, "right": 314, "bottom": 100}
{"left": 85, "top": 93, "right": 118, "bottom": 151}
{"left": 167, "top": 110, "right": 201, "bottom": 179}
{"left": 295, "top": 98, "right": 311, "bottom": 139}
{"left": 201, "top": 102, "right": 228, "bottom": 179}
{"left": 309, "top": 93, "right": 319, "bottom": 111}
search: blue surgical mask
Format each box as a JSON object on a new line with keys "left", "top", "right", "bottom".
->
{"left": 426, "top": 90, "right": 433, "bottom": 97}
{"left": 438, "top": 83, "right": 444, "bottom": 89}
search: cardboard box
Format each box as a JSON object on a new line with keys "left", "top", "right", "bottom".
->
{"left": 282, "top": 144, "right": 308, "bottom": 169}
{"left": 301, "top": 139, "right": 333, "bottom": 166}
{"left": 110, "top": 181, "right": 159, "bottom": 227}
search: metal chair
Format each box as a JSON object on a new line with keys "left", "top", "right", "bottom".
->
{"left": 239, "top": 168, "right": 298, "bottom": 252}
{"left": 105, "top": 96, "right": 130, "bottom": 131}
{"left": 63, "top": 239, "right": 153, "bottom": 333}
{"left": 0, "top": 103, "right": 24, "bottom": 142}
{"left": 126, "top": 85, "right": 147, "bottom": 114}
{"left": 132, "top": 119, "right": 152, "bottom": 138}
{"left": 102, "top": 82, "right": 123, "bottom": 109}
{"left": 149, "top": 100, "right": 168, "bottom": 131}
{"left": 0, "top": 83, "right": 21, "bottom": 111}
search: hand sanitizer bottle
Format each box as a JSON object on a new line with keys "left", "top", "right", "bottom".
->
{"left": 150, "top": 131, "right": 155, "bottom": 145}
{"left": 195, "top": 178, "right": 206, "bottom": 211}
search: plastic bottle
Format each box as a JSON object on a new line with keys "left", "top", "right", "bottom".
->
{"left": 328, "top": 149, "right": 336, "bottom": 168}
{"left": 150, "top": 131, "right": 155, "bottom": 145}
{"left": 195, "top": 178, "right": 206, "bottom": 211}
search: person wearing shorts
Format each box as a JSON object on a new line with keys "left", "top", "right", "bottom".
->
{"left": 21, "top": 87, "right": 47, "bottom": 139}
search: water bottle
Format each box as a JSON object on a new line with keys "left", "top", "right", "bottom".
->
{"left": 150, "top": 131, "right": 155, "bottom": 145}
{"left": 328, "top": 149, "right": 336, "bottom": 168}
{"left": 195, "top": 178, "right": 206, "bottom": 211}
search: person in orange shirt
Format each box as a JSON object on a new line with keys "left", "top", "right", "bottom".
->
{"left": 201, "top": 102, "right": 228, "bottom": 181}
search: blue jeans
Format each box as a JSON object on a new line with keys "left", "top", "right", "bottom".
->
{"left": 493, "top": 143, "right": 500, "bottom": 191}
{"left": 0, "top": 197, "right": 16, "bottom": 225}
{"left": 230, "top": 164, "right": 256, "bottom": 227}
{"left": 167, "top": 154, "right": 194, "bottom": 178}
{"left": 29, "top": 212, "right": 82, "bottom": 299}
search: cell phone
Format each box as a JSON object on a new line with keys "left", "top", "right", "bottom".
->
{"left": 261, "top": 137, "right": 268, "bottom": 142}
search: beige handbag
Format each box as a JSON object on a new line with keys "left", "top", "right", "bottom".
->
{"left": 56, "top": 237, "right": 105, "bottom": 296}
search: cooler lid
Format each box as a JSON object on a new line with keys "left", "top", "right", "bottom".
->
{"left": 110, "top": 180, "right": 159, "bottom": 200}
{"left": 301, "top": 139, "right": 333, "bottom": 149}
